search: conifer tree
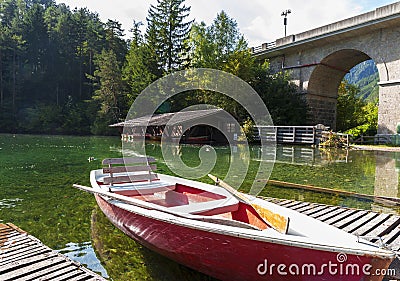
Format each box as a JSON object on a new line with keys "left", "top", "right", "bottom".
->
{"left": 145, "top": 0, "right": 193, "bottom": 73}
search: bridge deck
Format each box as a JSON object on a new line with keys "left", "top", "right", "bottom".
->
{"left": 0, "top": 223, "right": 106, "bottom": 281}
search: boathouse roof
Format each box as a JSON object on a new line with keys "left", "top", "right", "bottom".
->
{"left": 110, "top": 108, "right": 225, "bottom": 127}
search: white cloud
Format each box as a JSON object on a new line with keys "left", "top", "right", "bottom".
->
{"left": 55, "top": 0, "right": 396, "bottom": 46}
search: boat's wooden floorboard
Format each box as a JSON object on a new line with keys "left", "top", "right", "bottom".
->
{"left": 0, "top": 223, "right": 105, "bottom": 281}
{"left": 262, "top": 197, "right": 400, "bottom": 280}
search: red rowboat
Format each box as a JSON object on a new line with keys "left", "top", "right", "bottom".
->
{"left": 74, "top": 157, "right": 395, "bottom": 281}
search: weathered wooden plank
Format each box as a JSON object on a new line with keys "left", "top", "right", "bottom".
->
{"left": 0, "top": 247, "right": 50, "bottom": 265}
{"left": 294, "top": 203, "right": 322, "bottom": 213}
{"left": 341, "top": 212, "right": 378, "bottom": 233}
{"left": 34, "top": 265, "right": 82, "bottom": 280}
{"left": 315, "top": 207, "right": 349, "bottom": 222}
{"left": 49, "top": 269, "right": 87, "bottom": 281}
{"left": 0, "top": 243, "right": 46, "bottom": 262}
{"left": 382, "top": 227, "right": 400, "bottom": 246}
{"left": 0, "top": 223, "right": 106, "bottom": 281}
{"left": 0, "top": 235, "right": 31, "bottom": 246}
{"left": 288, "top": 202, "right": 311, "bottom": 210}
{"left": 301, "top": 205, "right": 331, "bottom": 216}
{"left": 0, "top": 231, "right": 20, "bottom": 240}
{"left": 309, "top": 206, "right": 341, "bottom": 218}
{"left": 332, "top": 210, "right": 370, "bottom": 229}
{"left": 102, "top": 156, "right": 155, "bottom": 165}
{"left": 281, "top": 201, "right": 305, "bottom": 209}
{"left": 323, "top": 209, "right": 358, "bottom": 225}
{"left": 3, "top": 257, "right": 67, "bottom": 281}
{"left": 103, "top": 164, "right": 157, "bottom": 174}
{"left": 351, "top": 213, "right": 391, "bottom": 236}
{"left": 103, "top": 173, "right": 158, "bottom": 184}
{"left": 0, "top": 252, "right": 59, "bottom": 274}
{"left": 367, "top": 216, "right": 400, "bottom": 239}
{"left": 275, "top": 199, "right": 295, "bottom": 206}
{"left": 12, "top": 262, "right": 72, "bottom": 281}
{"left": 0, "top": 240, "right": 38, "bottom": 255}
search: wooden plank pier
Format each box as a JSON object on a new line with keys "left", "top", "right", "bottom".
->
{"left": 0, "top": 223, "right": 106, "bottom": 281}
{"left": 263, "top": 197, "right": 400, "bottom": 279}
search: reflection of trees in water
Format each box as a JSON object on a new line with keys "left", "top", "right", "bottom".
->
{"left": 91, "top": 206, "right": 217, "bottom": 281}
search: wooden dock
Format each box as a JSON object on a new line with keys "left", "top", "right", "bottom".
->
{"left": 0, "top": 223, "right": 106, "bottom": 281}
{"left": 262, "top": 197, "right": 400, "bottom": 279}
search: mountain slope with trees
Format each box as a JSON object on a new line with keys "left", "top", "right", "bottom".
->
{"left": 0, "top": 0, "right": 308, "bottom": 135}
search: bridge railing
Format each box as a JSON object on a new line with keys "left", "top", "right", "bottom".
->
{"left": 251, "top": 41, "right": 277, "bottom": 53}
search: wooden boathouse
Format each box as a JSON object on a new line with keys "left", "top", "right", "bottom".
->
{"left": 111, "top": 109, "right": 338, "bottom": 145}
{"left": 111, "top": 109, "right": 241, "bottom": 144}
{"left": 0, "top": 223, "right": 106, "bottom": 280}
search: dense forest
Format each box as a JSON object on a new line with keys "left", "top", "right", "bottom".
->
{"left": 0, "top": 0, "right": 308, "bottom": 135}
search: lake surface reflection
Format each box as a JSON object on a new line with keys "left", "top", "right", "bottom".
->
{"left": 0, "top": 134, "right": 399, "bottom": 280}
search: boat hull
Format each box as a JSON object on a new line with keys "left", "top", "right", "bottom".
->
{"left": 95, "top": 195, "right": 391, "bottom": 281}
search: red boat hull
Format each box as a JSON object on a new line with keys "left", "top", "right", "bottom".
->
{"left": 95, "top": 195, "right": 391, "bottom": 281}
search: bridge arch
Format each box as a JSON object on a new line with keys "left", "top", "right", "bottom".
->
{"left": 253, "top": 2, "right": 400, "bottom": 134}
{"left": 307, "top": 49, "right": 374, "bottom": 130}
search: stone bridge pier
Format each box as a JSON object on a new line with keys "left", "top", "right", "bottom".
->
{"left": 253, "top": 2, "right": 400, "bottom": 133}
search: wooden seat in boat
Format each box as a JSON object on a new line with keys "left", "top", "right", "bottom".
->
{"left": 101, "top": 157, "right": 174, "bottom": 195}
{"left": 169, "top": 196, "right": 239, "bottom": 216}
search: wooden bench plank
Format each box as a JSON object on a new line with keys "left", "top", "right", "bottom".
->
{"left": 103, "top": 173, "right": 159, "bottom": 184}
{"left": 351, "top": 213, "right": 391, "bottom": 236}
{"left": 102, "top": 157, "right": 155, "bottom": 165}
{"left": 103, "top": 164, "right": 157, "bottom": 174}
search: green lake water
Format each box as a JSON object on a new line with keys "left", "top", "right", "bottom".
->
{"left": 1, "top": 134, "right": 399, "bottom": 280}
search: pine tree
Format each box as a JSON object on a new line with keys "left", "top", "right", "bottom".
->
{"left": 145, "top": 0, "right": 193, "bottom": 73}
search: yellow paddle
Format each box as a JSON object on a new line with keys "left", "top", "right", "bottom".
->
{"left": 208, "top": 174, "right": 290, "bottom": 234}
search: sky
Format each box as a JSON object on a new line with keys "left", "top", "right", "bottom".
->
{"left": 54, "top": 0, "right": 397, "bottom": 47}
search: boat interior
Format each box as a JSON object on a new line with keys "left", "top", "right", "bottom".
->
{"left": 97, "top": 157, "right": 270, "bottom": 230}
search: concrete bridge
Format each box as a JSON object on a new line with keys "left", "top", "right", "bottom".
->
{"left": 253, "top": 2, "right": 400, "bottom": 133}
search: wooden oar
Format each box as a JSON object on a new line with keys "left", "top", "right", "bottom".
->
{"left": 264, "top": 180, "right": 400, "bottom": 206}
{"left": 207, "top": 174, "right": 290, "bottom": 234}
{"left": 72, "top": 184, "right": 260, "bottom": 230}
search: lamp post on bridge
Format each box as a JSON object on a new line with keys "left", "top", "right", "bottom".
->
{"left": 281, "top": 9, "right": 291, "bottom": 37}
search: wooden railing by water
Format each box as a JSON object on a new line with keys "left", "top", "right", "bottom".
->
{"left": 0, "top": 223, "right": 106, "bottom": 280}
{"left": 255, "top": 125, "right": 322, "bottom": 145}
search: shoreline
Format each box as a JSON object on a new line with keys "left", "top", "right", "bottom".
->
{"left": 351, "top": 144, "right": 400, "bottom": 152}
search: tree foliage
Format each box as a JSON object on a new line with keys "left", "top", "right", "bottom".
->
{"left": 146, "top": 0, "right": 192, "bottom": 73}
{"left": 337, "top": 80, "right": 378, "bottom": 137}
{"left": 0, "top": 0, "right": 309, "bottom": 135}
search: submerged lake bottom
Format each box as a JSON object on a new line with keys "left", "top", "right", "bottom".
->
{"left": 0, "top": 134, "right": 399, "bottom": 280}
